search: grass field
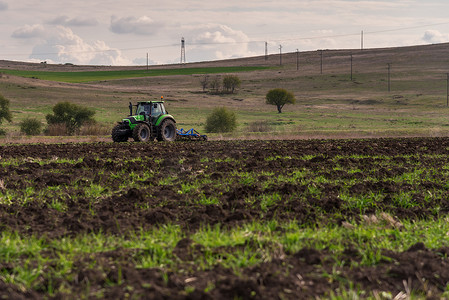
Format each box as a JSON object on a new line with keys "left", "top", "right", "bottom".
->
{"left": 1, "top": 43, "right": 449, "bottom": 141}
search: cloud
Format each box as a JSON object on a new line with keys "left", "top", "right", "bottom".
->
{"left": 110, "top": 15, "right": 163, "bottom": 35}
{"left": 422, "top": 30, "right": 449, "bottom": 44}
{"left": 11, "top": 24, "right": 46, "bottom": 39}
{"left": 193, "top": 25, "right": 248, "bottom": 45}
{"left": 0, "top": 1, "right": 7, "bottom": 10}
{"left": 47, "top": 16, "right": 99, "bottom": 27}
{"left": 183, "top": 24, "right": 258, "bottom": 61}
{"left": 132, "top": 56, "right": 157, "bottom": 66}
{"left": 29, "top": 26, "right": 131, "bottom": 65}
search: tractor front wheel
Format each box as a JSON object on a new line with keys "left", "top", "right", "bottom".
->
{"left": 157, "top": 119, "right": 177, "bottom": 142}
{"left": 112, "top": 124, "right": 129, "bottom": 142}
{"left": 133, "top": 123, "right": 151, "bottom": 142}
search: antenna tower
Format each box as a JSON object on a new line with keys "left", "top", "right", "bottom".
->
{"left": 181, "top": 37, "right": 186, "bottom": 64}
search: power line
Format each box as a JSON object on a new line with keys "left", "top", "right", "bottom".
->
{"left": 3, "top": 21, "right": 449, "bottom": 59}
{"left": 266, "top": 21, "right": 449, "bottom": 43}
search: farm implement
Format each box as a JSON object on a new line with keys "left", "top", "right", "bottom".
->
{"left": 112, "top": 99, "right": 207, "bottom": 142}
{"left": 176, "top": 128, "right": 208, "bottom": 141}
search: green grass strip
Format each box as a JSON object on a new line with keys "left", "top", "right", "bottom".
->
{"left": 0, "top": 66, "right": 269, "bottom": 83}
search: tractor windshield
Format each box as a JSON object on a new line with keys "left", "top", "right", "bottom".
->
{"left": 136, "top": 103, "right": 152, "bottom": 116}
{"left": 136, "top": 102, "right": 166, "bottom": 117}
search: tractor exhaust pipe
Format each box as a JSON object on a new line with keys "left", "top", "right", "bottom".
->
{"left": 129, "top": 102, "right": 133, "bottom": 116}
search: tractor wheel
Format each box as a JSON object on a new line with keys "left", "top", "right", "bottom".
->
{"left": 111, "top": 124, "right": 129, "bottom": 142}
{"left": 133, "top": 123, "right": 151, "bottom": 142}
{"left": 157, "top": 119, "right": 177, "bottom": 142}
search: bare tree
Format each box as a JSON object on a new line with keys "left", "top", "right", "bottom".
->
{"left": 209, "top": 76, "right": 221, "bottom": 94}
{"left": 199, "top": 75, "right": 209, "bottom": 92}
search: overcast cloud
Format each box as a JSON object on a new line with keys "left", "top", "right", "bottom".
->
{"left": 11, "top": 24, "right": 46, "bottom": 39}
{"left": 110, "top": 16, "right": 163, "bottom": 35}
{"left": 47, "top": 16, "right": 99, "bottom": 27}
{"left": 1, "top": 0, "right": 449, "bottom": 65}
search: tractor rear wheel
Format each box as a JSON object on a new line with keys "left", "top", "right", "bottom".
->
{"left": 112, "top": 124, "right": 129, "bottom": 142}
{"left": 157, "top": 119, "right": 177, "bottom": 142}
{"left": 133, "top": 123, "right": 151, "bottom": 142}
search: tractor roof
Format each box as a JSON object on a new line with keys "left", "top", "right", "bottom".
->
{"left": 137, "top": 101, "right": 164, "bottom": 104}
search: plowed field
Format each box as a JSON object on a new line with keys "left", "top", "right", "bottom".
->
{"left": 1, "top": 138, "right": 449, "bottom": 299}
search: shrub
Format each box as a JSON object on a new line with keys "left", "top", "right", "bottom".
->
{"left": 20, "top": 118, "right": 42, "bottom": 135}
{"left": 205, "top": 107, "right": 237, "bottom": 133}
{"left": 46, "top": 102, "right": 95, "bottom": 135}
{"left": 0, "top": 94, "right": 12, "bottom": 134}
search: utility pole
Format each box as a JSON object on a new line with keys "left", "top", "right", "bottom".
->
{"left": 180, "top": 37, "right": 186, "bottom": 64}
{"left": 279, "top": 45, "right": 282, "bottom": 66}
{"left": 387, "top": 63, "right": 392, "bottom": 92}
{"left": 296, "top": 49, "right": 299, "bottom": 71}
{"left": 146, "top": 52, "right": 149, "bottom": 71}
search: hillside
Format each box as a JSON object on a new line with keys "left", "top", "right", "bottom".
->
{"left": 1, "top": 42, "right": 449, "bottom": 141}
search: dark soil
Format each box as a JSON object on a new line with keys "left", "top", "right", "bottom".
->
{"left": 1, "top": 137, "right": 449, "bottom": 299}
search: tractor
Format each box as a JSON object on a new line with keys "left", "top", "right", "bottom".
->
{"left": 112, "top": 100, "right": 177, "bottom": 142}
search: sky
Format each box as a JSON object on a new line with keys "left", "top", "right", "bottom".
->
{"left": 0, "top": 0, "right": 449, "bottom": 66}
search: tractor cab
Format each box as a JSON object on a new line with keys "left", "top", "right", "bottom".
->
{"left": 131, "top": 101, "right": 167, "bottom": 124}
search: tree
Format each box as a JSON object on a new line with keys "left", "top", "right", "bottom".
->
{"left": 209, "top": 76, "right": 221, "bottom": 94}
{"left": 0, "top": 94, "right": 12, "bottom": 135}
{"left": 20, "top": 118, "right": 42, "bottom": 135}
{"left": 205, "top": 107, "right": 237, "bottom": 133}
{"left": 222, "top": 75, "right": 241, "bottom": 94}
{"left": 199, "top": 75, "right": 209, "bottom": 92}
{"left": 46, "top": 102, "right": 95, "bottom": 135}
{"left": 265, "top": 88, "right": 296, "bottom": 113}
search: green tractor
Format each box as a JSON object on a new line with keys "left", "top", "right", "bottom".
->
{"left": 112, "top": 100, "right": 177, "bottom": 142}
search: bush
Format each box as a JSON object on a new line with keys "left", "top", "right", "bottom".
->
{"left": 46, "top": 102, "right": 95, "bottom": 135}
{"left": 0, "top": 94, "right": 12, "bottom": 134}
{"left": 205, "top": 107, "right": 237, "bottom": 133}
{"left": 20, "top": 118, "right": 42, "bottom": 135}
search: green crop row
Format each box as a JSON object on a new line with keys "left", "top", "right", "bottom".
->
{"left": 0, "top": 66, "right": 268, "bottom": 83}
{"left": 1, "top": 218, "right": 448, "bottom": 296}
{"left": 2, "top": 152, "right": 449, "bottom": 213}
